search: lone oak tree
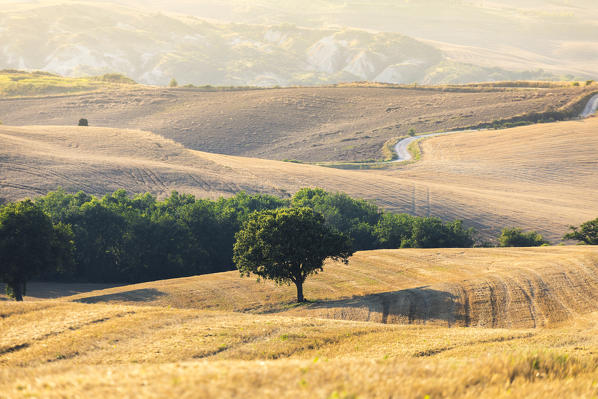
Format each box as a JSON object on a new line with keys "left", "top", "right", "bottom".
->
{"left": 0, "top": 200, "right": 74, "bottom": 301}
{"left": 233, "top": 207, "right": 353, "bottom": 303}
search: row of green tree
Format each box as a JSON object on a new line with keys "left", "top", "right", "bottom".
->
{"left": 2, "top": 187, "right": 596, "bottom": 300}
{"left": 1, "top": 188, "right": 474, "bottom": 286}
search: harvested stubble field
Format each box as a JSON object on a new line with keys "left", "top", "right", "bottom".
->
{"left": 1, "top": 116, "right": 598, "bottom": 241}
{"left": 2, "top": 247, "right": 598, "bottom": 398}
{"left": 0, "top": 83, "right": 593, "bottom": 162}
{"left": 46, "top": 246, "right": 598, "bottom": 329}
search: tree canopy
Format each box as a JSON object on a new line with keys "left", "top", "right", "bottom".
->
{"left": 0, "top": 200, "right": 74, "bottom": 300}
{"left": 0, "top": 188, "right": 479, "bottom": 286}
{"left": 498, "top": 227, "right": 548, "bottom": 247}
{"left": 564, "top": 217, "right": 598, "bottom": 245}
{"left": 233, "top": 207, "right": 353, "bottom": 302}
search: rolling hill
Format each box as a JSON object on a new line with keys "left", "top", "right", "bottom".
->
{"left": 0, "top": 79, "right": 593, "bottom": 162}
{"left": 58, "top": 246, "right": 598, "bottom": 329}
{"left": 0, "top": 2, "right": 441, "bottom": 86}
{"left": 4, "top": 301, "right": 598, "bottom": 398}
{"left": 3, "top": 0, "right": 597, "bottom": 86}
{"left": 1, "top": 115, "right": 597, "bottom": 241}
{"left": 3, "top": 246, "right": 598, "bottom": 397}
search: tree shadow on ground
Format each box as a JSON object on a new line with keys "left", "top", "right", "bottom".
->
{"left": 20, "top": 282, "right": 125, "bottom": 299}
{"left": 302, "top": 286, "right": 466, "bottom": 327}
{"left": 74, "top": 288, "right": 167, "bottom": 304}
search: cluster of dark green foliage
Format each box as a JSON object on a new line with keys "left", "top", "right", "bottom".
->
{"left": 1, "top": 187, "right": 476, "bottom": 288}
{"left": 0, "top": 200, "right": 74, "bottom": 300}
{"left": 31, "top": 188, "right": 287, "bottom": 283}
{"left": 498, "top": 227, "right": 549, "bottom": 247}
{"left": 292, "top": 188, "right": 475, "bottom": 251}
{"left": 564, "top": 217, "right": 598, "bottom": 245}
{"left": 78, "top": 118, "right": 88, "bottom": 126}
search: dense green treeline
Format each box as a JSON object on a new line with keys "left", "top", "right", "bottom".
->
{"left": 33, "top": 188, "right": 287, "bottom": 283}
{"left": 4, "top": 188, "right": 476, "bottom": 284}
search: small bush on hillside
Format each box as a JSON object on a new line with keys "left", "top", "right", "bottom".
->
{"left": 93, "top": 73, "right": 136, "bottom": 84}
{"left": 78, "top": 118, "right": 88, "bottom": 126}
{"left": 498, "top": 227, "right": 549, "bottom": 247}
{"left": 169, "top": 78, "right": 178, "bottom": 88}
{"left": 408, "top": 128, "right": 416, "bottom": 136}
{"left": 564, "top": 217, "right": 598, "bottom": 245}
{"left": 587, "top": 80, "right": 595, "bottom": 86}
{"left": 401, "top": 218, "right": 475, "bottom": 248}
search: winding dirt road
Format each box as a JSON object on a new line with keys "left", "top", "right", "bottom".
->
{"left": 581, "top": 93, "right": 598, "bottom": 117}
{"left": 394, "top": 93, "right": 598, "bottom": 162}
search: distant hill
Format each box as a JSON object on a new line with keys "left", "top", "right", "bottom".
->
{"left": 0, "top": 2, "right": 581, "bottom": 86}
{"left": 0, "top": 80, "right": 592, "bottom": 162}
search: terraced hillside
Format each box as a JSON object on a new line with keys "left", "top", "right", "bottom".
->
{"left": 1, "top": 116, "right": 598, "bottom": 240}
{"left": 3, "top": 247, "right": 598, "bottom": 398}
{"left": 0, "top": 83, "right": 592, "bottom": 162}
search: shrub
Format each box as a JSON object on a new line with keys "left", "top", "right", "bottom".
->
{"left": 498, "top": 227, "right": 549, "bottom": 247}
{"left": 169, "top": 78, "right": 178, "bottom": 88}
{"left": 401, "top": 218, "right": 475, "bottom": 248}
{"left": 564, "top": 217, "right": 598, "bottom": 245}
{"left": 78, "top": 118, "right": 88, "bottom": 126}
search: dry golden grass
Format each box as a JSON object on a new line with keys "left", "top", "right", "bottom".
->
{"left": 13, "top": 247, "right": 589, "bottom": 329}
{"left": 2, "top": 300, "right": 598, "bottom": 398}
{"left": 2, "top": 118, "right": 598, "bottom": 241}
{"left": 2, "top": 247, "right": 598, "bottom": 397}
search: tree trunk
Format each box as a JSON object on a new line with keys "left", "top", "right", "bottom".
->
{"left": 295, "top": 281, "right": 305, "bottom": 303}
{"left": 8, "top": 281, "right": 24, "bottom": 302}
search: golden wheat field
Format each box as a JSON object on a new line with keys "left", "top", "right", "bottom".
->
{"left": 2, "top": 115, "right": 598, "bottom": 241}
{"left": 2, "top": 247, "right": 598, "bottom": 398}
{"left": 40, "top": 246, "right": 598, "bottom": 328}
